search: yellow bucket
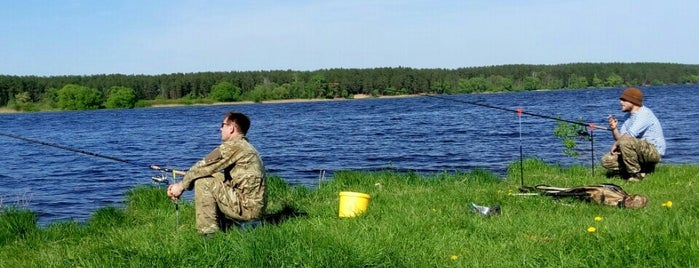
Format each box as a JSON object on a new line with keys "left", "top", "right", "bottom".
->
{"left": 338, "top": 191, "right": 371, "bottom": 217}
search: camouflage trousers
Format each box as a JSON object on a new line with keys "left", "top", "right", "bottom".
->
{"left": 193, "top": 174, "right": 251, "bottom": 234}
{"left": 601, "top": 137, "right": 661, "bottom": 175}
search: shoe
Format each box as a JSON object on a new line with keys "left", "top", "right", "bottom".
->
{"left": 628, "top": 172, "right": 645, "bottom": 182}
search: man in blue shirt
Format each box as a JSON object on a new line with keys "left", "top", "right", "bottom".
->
{"left": 602, "top": 87, "right": 665, "bottom": 181}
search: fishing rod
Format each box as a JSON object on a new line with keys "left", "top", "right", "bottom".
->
{"left": 1, "top": 131, "right": 184, "bottom": 229}
{"left": 0, "top": 131, "right": 176, "bottom": 172}
{"left": 424, "top": 94, "right": 611, "bottom": 132}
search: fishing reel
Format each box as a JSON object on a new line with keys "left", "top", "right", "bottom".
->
{"left": 151, "top": 168, "right": 179, "bottom": 185}
{"left": 151, "top": 173, "right": 170, "bottom": 184}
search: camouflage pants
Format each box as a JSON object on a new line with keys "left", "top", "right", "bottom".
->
{"left": 193, "top": 174, "right": 245, "bottom": 234}
{"left": 601, "top": 137, "right": 661, "bottom": 175}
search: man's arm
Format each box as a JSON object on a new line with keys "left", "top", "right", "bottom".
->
{"left": 180, "top": 147, "right": 226, "bottom": 190}
{"left": 608, "top": 115, "right": 623, "bottom": 141}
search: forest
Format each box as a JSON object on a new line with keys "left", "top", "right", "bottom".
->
{"left": 2, "top": 62, "right": 699, "bottom": 111}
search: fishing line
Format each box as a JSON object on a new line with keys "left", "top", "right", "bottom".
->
{"left": 424, "top": 94, "right": 611, "bottom": 132}
{"left": 3, "top": 131, "right": 185, "bottom": 229}
{"left": 0, "top": 131, "right": 172, "bottom": 172}
{"left": 425, "top": 94, "right": 605, "bottom": 179}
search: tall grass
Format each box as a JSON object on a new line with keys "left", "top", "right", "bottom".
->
{"left": 1, "top": 159, "right": 698, "bottom": 267}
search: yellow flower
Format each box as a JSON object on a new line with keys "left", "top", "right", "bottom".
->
{"left": 508, "top": 189, "right": 514, "bottom": 196}
{"left": 662, "top": 201, "right": 673, "bottom": 207}
{"left": 587, "top": 227, "right": 596, "bottom": 233}
{"left": 450, "top": 255, "right": 459, "bottom": 261}
{"left": 594, "top": 216, "right": 603, "bottom": 222}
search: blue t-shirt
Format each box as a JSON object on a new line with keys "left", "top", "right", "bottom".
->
{"left": 619, "top": 106, "right": 666, "bottom": 156}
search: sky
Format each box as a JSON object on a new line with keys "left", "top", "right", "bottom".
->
{"left": 1, "top": 0, "right": 697, "bottom": 76}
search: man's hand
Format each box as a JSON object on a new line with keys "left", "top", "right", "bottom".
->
{"left": 610, "top": 142, "right": 620, "bottom": 155}
{"left": 167, "top": 182, "right": 185, "bottom": 200}
{"left": 607, "top": 114, "right": 618, "bottom": 130}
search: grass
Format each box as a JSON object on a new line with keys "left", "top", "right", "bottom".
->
{"left": 1, "top": 158, "right": 698, "bottom": 267}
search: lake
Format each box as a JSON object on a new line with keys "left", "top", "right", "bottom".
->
{"left": 1, "top": 85, "right": 697, "bottom": 225}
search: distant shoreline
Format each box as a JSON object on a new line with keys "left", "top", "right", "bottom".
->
{"left": 150, "top": 93, "right": 421, "bottom": 107}
{"left": 0, "top": 94, "right": 422, "bottom": 114}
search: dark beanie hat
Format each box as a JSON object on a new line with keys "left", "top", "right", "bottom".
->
{"left": 620, "top": 88, "right": 643, "bottom": 106}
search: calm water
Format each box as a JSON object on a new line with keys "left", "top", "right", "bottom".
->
{"left": 1, "top": 85, "right": 698, "bottom": 225}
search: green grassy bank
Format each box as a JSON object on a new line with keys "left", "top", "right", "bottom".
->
{"left": 1, "top": 159, "right": 698, "bottom": 267}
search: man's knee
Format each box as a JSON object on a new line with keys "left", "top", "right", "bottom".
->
{"left": 194, "top": 176, "right": 222, "bottom": 194}
{"left": 601, "top": 153, "right": 619, "bottom": 170}
{"left": 617, "top": 137, "right": 636, "bottom": 149}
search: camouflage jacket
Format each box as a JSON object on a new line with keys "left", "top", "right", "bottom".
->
{"left": 182, "top": 134, "right": 266, "bottom": 213}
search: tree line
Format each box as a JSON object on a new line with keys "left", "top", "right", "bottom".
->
{"left": 2, "top": 62, "right": 699, "bottom": 111}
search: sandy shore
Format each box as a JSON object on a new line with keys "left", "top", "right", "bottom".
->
{"left": 151, "top": 93, "right": 421, "bottom": 107}
{"left": 0, "top": 94, "right": 422, "bottom": 113}
{"left": 0, "top": 107, "right": 19, "bottom": 114}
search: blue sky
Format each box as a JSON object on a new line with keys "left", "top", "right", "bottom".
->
{"left": 1, "top": 0, "right": 697, "bottom": 76}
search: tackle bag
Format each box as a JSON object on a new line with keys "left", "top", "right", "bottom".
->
{"left": 528, "top": 183, "right": 648, "bottom": 209}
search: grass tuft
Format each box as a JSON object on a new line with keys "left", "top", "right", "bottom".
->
{"left": 0, "top": 208, "right": 38, "bottom": 245}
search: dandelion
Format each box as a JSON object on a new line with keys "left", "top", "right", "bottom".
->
{"left": 508, "top": 189, "right": 514, "bottom": 196}
{"left": 662, "top": 201, "right": 673, "bottom": 208}
{"left": 450, "top": 255, "right": 459, "bottom": 261}
{"left": 594, "top": 216, "right": 603, "bottom": 222}
{"left": 587, "top": 226, "right": 596, "bottom": 233}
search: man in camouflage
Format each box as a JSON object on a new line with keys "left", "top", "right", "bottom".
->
{"left": 602, "top": 88, "right": 665, "bottom": 182}
{"left": 160, "top": 112, "right": 266, "bottom": 234}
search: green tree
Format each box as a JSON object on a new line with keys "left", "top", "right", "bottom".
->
{"left": 9, "top": 91, "right": 38, "bottom": 111}
{"left": 242, "top": 83, "right": 275, "bottom": 102}
{"left": 14, "top": 91, "right": 31, "bottom": 103}
{"left": 605, "top": 73, "right": 624, "bottom": 87}
{"left": 536, "top": 71, "right": 563, "bottom": 89}
{"left": 209, "top": 81, "right": 241, "bottom": 102}
{"left": 567, "top": 74, "right": 589, "bottom": 89}
{"left": 57, "top": 84, "right": 102, "bottom": 110}
{"left": 684, "top": 75, "right": 699, "bottom": 83}
{"left": 307, "top": 74, "right": 328, "bottom": 98}
{"left": 271, "top": 84, "right": 292, "bottom": 100}
{"left": 592, "top": 74, "right": 605, "bottom": 87}
{"left": 104, "top": 86, "right": 137, "bottom": 109}
{"left": 456, "top": 77, "right": 489, "bottom": 93}
{"left": 521, "top": 76, "right": 540, "bottom": 90}
{"left": 41, "top": 87, "right": 60, "bottom": 109}
{"left": 487, "top": 75, "right": 513, "bottom": 92}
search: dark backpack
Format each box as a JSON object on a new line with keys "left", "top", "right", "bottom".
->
{"left": 529, "top": 183, "right": 648, "bottom": 209}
